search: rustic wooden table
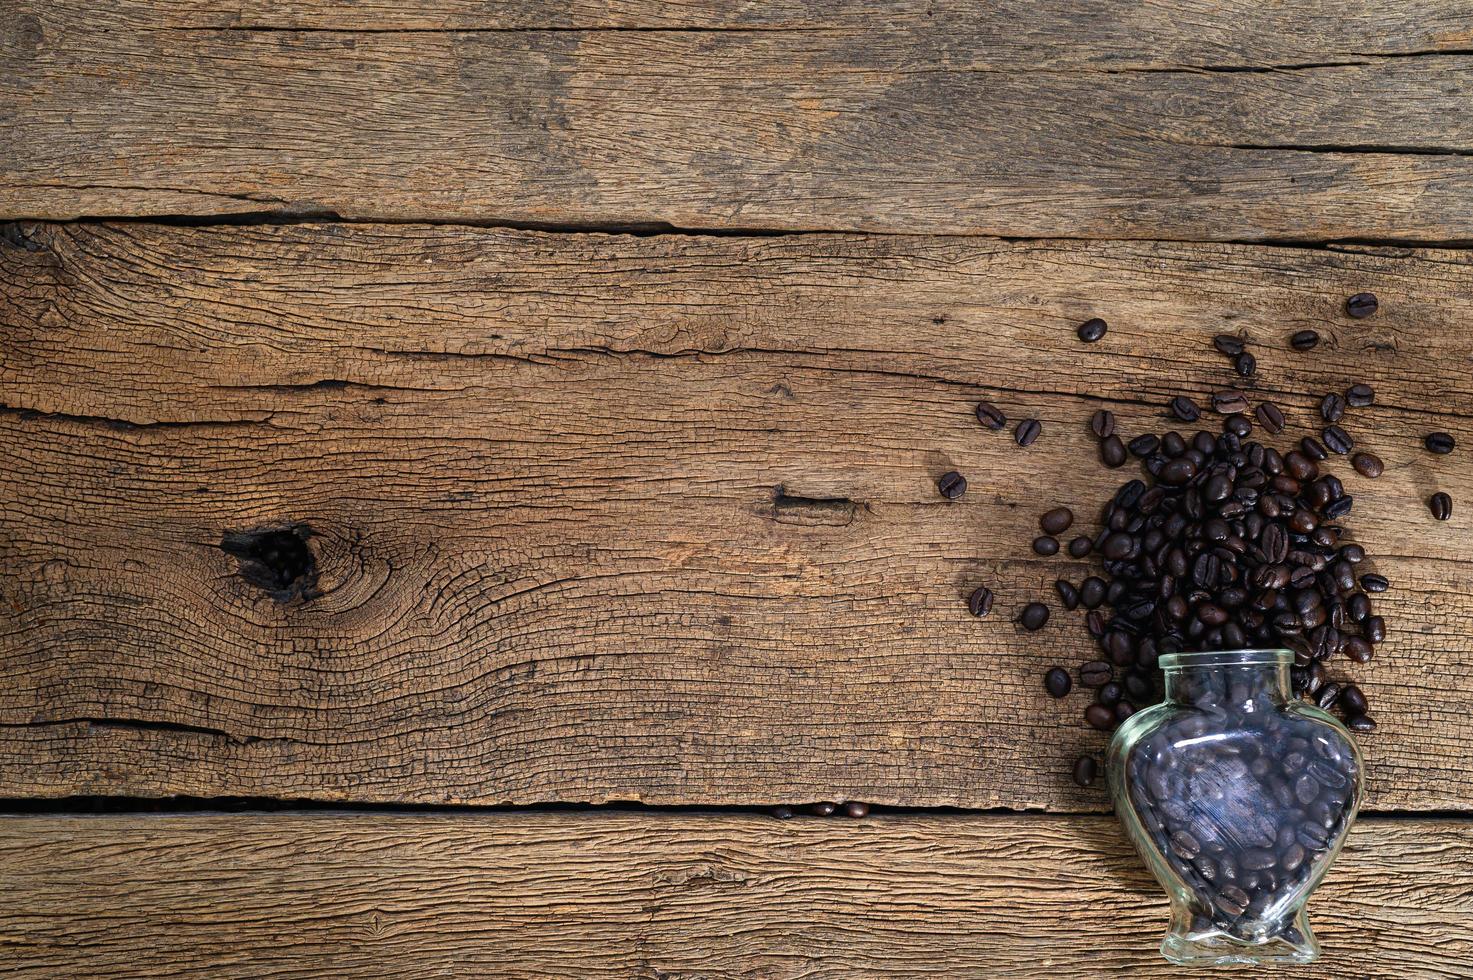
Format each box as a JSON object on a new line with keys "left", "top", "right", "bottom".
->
{"left": 3, "top": 2, "right": 1472, "bottom": 976}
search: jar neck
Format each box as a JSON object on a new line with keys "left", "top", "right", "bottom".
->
{"left": 1160, "top": 650, "right": 1292, "bottom": 712}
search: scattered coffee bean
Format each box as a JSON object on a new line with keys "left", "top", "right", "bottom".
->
{"left": 1300, "top": 436, "right": 1327, "bottom": 461}
{"left": 1351, "top": 453, "right": 1383, "bottom": 478}
{"left": 1235, "top": 352, "right": 1256, "bottom": 377}
{"left": 1322, "top": 425, "right": 1353, "bottom": 455}
{"left": 937, "top": 471, "right": 967, "bottom": 499}
{"left": 1213, "top": 335, "right": 1246, "bottom": 357}
{"left": 1056, "top": 579, "right": 1080, "bottom": 610}
{"left": 1345, "top": 384, "right": 1374, "bottom": 408}
{"left": 1430, "top": 492, "right": 1453, "bottom": 521}
{"left": 1426, "top": 432, "right": 1456, "bottom": 455}
{"left": 1068, "top": 536, "right": 1093, "bottom": 558}
{"left": 1101, "top": 434, "right": 1127, "bottom": 468}
{"left": 1020, "top": 602, "right": 1050, "bottom": 631}
{"left": 1034, "top": 535, "right": 1061, "bottom": 556}
{"left": 1321, "top": 393, "right": 1346, "bottom": 423}
{"left": 1091, "top": 410, "right": 1116, "bottom": 439}
{"left": 967, "top": 586, "right": 995, "bottom": 618}
{"left": 1078, "top": 318, "right": 1108, "bottom": 342}
{"left": 976, "top": 400, "right": 1007, "bottom": 430}
{"left": 1340, "top": 685, "right": 1368, "bottom": 717}
{"left": 1079, "top": 577, "right": 1107, "bottom": 609}
{"left": 1016, "top": 419, "right": 1041, "bottom": 447}
{"left": 1073, "top": 755, "right": 1099, "bottom": 786}
{"left": 1084, "top": 704, "right": 1115, "bottom": 731}
{"left": 1346, "top": 292, "right": 1378, "bottom": 319}
{"left": 1045, "top": 666, "right": 1073, "bottom": 698}
{"left": 1255, "top": 402, "right": 1286, "bottom": 434}
{"left": 1212, "top": 390, "right": 1250, "bottom": 414}
{"left": 1360, "top": 574, "right": 1389, "bottom": 593}
{"left": 1290, "top": 329, "right": 1320, "bottom": 351}
{"left": 770, "top": 805, "right": 795, "bottom": 819}
{"left": 1170, "top": 396, "right": 1201, "bottom": 422}
{"left": 1080, "top": 661, "right": 1113, "bottom": 687}
{"left": 1129, "top": 433, "right": 1160, "bottom": 456}
{"left": 1041, "top": 507, "right": 1075, "bottom": 534}
{"left": 810, "top": 802, "right": 837, "bottom": 816}
{"left": 1347, "top": 715, "right": 1377, "bottom": 732}
{"left": 844, "top": 801, "right": 870, "bottom": 818}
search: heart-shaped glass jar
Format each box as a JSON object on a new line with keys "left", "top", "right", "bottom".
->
{"left": 1107, "top": 649, "right": 1364, "bottom": 965}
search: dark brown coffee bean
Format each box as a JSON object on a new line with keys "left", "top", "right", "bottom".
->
{"left": 770, "top": 805, "right": 795, "bottom": 819}
{"left": 1235, "top": 352, "right": 1256, "bottom": 377}
{"left": 1315, "top": 682, "right": 1341, "bottom": 710}
{"left": 1280, "top": 843, "right": 1306, "bottom": 873}
{"left": 1345, "top": 636, "right": 1372, "bottom": 663}
{"left": 1340, "top": 685, "right": 1368, "bottom": 717}
{"left": 1346, "top": 292, "right": 1378, "bottom": 318}
{"left": 967, "top": 586, "right": 995, "bottom": 617}
{"left": 1351, "top": 453, "right": 1383, "bottom": 478}
{"left": 1426, "top": 432, "right": 1456, "bottom": 455}
{"left": 1072, "top": 755, "right": 1098, "bottom": 786}
{"left": 1127, "top": 433, "right": 1159, "bottom": 457}
{"left": 1430, "top": 491, "right": 1453, "bottom": 521}
{"left": 1170, "top": 395, "right": 1201, "bottom": 422}
{"left": 1015, "top": 419, "right": 1041, "bottom": 447}
{"left": 1284, "top": 451, "right": 1317, "bottom": 481}
{"left": 1045, "top": 667, "right": 1073, "bottom": 699}
{"left": 1212, "top": 390, "right": 1250, "bottom": 414}
{"left": 1290, "top": 329, "right": 1320, "bottom": 351}
{"left": 1346, "top": 383, "right": 1374, "bottom": 407}
{"left": 1090, "top": 409, "right": 1115, "bottom": 439}
{"left": 1097, "top": 682, "right": 1122, "bottom": 707}
{"left": 1039, "top": 507, "right": 1074, "bottom": 535}
{"left": 1365, "top": 615, "right": 1386, "bottom": 643}
{"left": 1068, "top": 536, "right": 1092, "bottom": 558}
{"left": 937, "top": 471, "right": 967, "bottom": 499}
{"left": 1080, "top": 577, "right": 1107, "bottom": 609}
{"left": 1100, "top": 434, "right": 1127, "bottom": 468}
{"left": 1324, "top": 495, "right": 1354, "bottom": 520}
{"left": 1077, "top": 317, "right": 1108, "bottom": 342}
{"left": 1213, "top": 334, "right": 1246, "bottom": 356}
{"left": 1299, "top": 437, "right": 1327, "bottom": 461}
{"left": 1019, "top": 602, "right": 1050, "bottom": 631}
{"left": 1114, "top": 701, "right": 1135, "bottom": 723}
{"left": 976, "top": 400, "right": 1007, "bottom": 430}
{"left": 1055, "top": 579, "right": 1080, "bottom": 610}
{"left": 1084, "top": 704, "right": 1115, "bottom": 731}
{"left": 844, "top": 801, "right": 870, "bottom": 818}
{"left": 1170, "top": 831, "right": 1201, "bottom": 860}
{"left": 1254, "top": 401, "right": 1285, "bottom": 434}
{"left": 1347, "top": 714, "right": 1377, "bottom": 732}
{"left": 1224, "top": 414, "right": 1252, "bottom": 438}
{"left": 1033, "top": 535, "right": 1060, "bottom": 556}
{"left": 1080, "top": 661, "right": 1113, "bottom": 687}
{"left": 1321, "top": 392, "right": 1346, "bottom": 423}
{"left": 1160, "top": 458, "right": 1198, "bottom": 485}
{"left": 810, "top": 802, "right": 837, "bottom": 816}
{"left": 1323, "top": 424, "right": 1353, "bottom": 455}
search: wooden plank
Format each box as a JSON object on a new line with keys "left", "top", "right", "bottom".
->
{"left": 0, "top": 811, "right": 1468, "bottom": 978}
{"left": 2, "top": 222, "right": 1471, "bottom": 809}
{"left": 6, "top": 3, "right": 1473, "bottom": 238}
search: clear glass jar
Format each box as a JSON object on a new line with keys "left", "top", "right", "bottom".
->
{"left": 1106, "top": 649, "right": 1364, "bottom": 966}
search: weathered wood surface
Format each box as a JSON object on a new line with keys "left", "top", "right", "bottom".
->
{"left": 6, "top": 2, "right": 1473, "bottom": 239}
{"left": 1, "top": 812, "right": 1468, "bottom": 979}
{"left": 2, "top": 222, "right": 1470, "bottom": 809}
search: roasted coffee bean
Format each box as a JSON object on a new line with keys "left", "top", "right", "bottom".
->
{"left": 1255, "top": 401, "right": 1286, "bottom": 434}
{"left": 1340, "top": 685, "right": 1368, "bottom": 717}
{"left": 1348, "top": 592, "right": 1370, "bottom": 621}
{"left": 1426, "top": 432, "right": 1456, "bottom": 455}
{"left": 844, "top": 801, "right": 870, "bottom": 818}
{"left": 1160, "top": 431, "right": 1187, "bottom": 457}
{"left": 1038, "top": 507, "right": 1074, "bottom": 535}
{"left": 1080, "top": 661, "right": 1113, "bottom": 687}
{"left": 1090, "top": 409, "right": 1116, "bottom": 439}
{"left": 1080, "top": 577, "right": 1107, "bottom": 609}
{"left": 1235, "top": 352, "right": 1256, "bottom": 377}
{"left": 1430, "top": 491, "right": 1453, "bottom": 521}
{"left": 1365, "top": 615, "right": 1386, "bottom": 643}
{"left": 1098, "top": 682, "right": 1122, "bottom": 707}
{"left": 1072, "top": 755, "right": 1099, "bottom": 786}
{"left": 1212, "top": 390, "right": 1250, "bottom": 414}
{"left": 1128, "top": 433, "right": 1160, "bottom": 457}
{"left": 1068, "top": 536, "right": 1093, "bottom": 558}
{"left": 1101, "top": 434, "right": 1128, "bottom": 468}
{"left": 1078, "top": 317, "right": 1108, "bottom": 342}
{"left": 1170, "top": 395, "right": 1201, "bottom": 422}
{"left": 1114, "top": 701, "right": 1135, "bottom": 723}
{"left": 1321, "top": 393, "right": 1346, "bottom": 423}
{"left": 1170, "top": 831, "right": 1201, "bottom": 860}
{"left": 1360, "top": 573, "right": 1389, "bottom": 593}
{"left": 1346, "top": 292, "right": 1378, "bottom": 318}
{"left": 1084, "top": 704, "right": 1115, "bottom": 731}
{"left": 1350, "top": 452, "right": 1384, "bottom": 479}
{"left": 967, "top": 586, "right": 995, "bottom": 618}
{"left": 1160, "top": 458, "right": 1198, "bottom": 485}
{"left": 1324, "top": 496, "right": 1354, "bottom": 520}
{"left": 1345, "top": 637, "right": 1372, "bottom": 663}
{"left": 1290, "top": 329, "right": 1320, "bottom": 351}
{"left": 1085, "top": 610, "right": 1106, "bottom": 638}
{"left": 1347, "top": 714, "right": 1377, "bottom": 732}
{"left": 1033, "top": 535, "right": 1061, "bottom": 556}
{"left": 1055, "top": 579, "right": 1080, "bottom": 611}
{"left": 810, "top": 802, "right": 838, "bottom": 816}
{"left": 1346, "top": 383, "right": 1374, "bottom": 407}
{"left": 770, "top": 805, "right": 795, "bottom": 819}
{"left": 1044, "top": 667, "right": 1073, "bottom": 698}
{"left": 976, "top": 400, "right": 1007, "bottom": 430}
{"left": 1015, "top": 418, "right": 1041, "bottom": 447}
{"left": 937, "top": 471, "right": 967, "bottom": 499}
{"left": 1019, "top": 602, "right": 1050, "bottom": 631}
{"left": 1299, "top": 437, "right": 1327, "bottom": 461}
{"left": 1315, "top": 682, "right": 1341, "bottom": 710}
{"left": 1280, "top": 843, "right": 1307, "bottom": 873}
{"left": 1213, "top": 334, "right": 1246, "bottom": 356}
{"left": 1323, "top": 424, "right": 1353, "bottom": 455}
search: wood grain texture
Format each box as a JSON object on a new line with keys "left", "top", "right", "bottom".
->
{"left": 2, "top": 222, "right": 1471, "bottom": 809}
{"left": 1, "top": 811, "right": 1469, "bottom": 979}
{"left": 6, "top": 1, "right": 1473, "bottom": 238}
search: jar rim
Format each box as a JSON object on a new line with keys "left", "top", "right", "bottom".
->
{"left": 1157, "top": 648, "right": 1293, "bottom": 669}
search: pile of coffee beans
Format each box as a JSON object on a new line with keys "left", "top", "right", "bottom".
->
{"left": 944, "top": 293, "right": 1460, "bottom": 786}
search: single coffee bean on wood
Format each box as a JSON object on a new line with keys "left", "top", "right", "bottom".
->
{"left": 1347, "top": 715, "right": 1377, "bottom": 732}
{"left": 1290, "top": 329, "right": 1320, "bottom": 351}
{"left": 1084, "top": 704, "right": 1115, "bottom": 731}
{"left": 976, "top": 400, "right": 1007, "bottom": 430}
{"left": 1426, "top": 432, "right": 1456, "bottom": 455}
{"left": 1056, "top": 579, "right": 1080, "bottom": 610}
{"left": 1346, "top": 383, "right": 1374, "bottom": 407}
{"left": 1213, "top": 334, "right": 1246, "bottom": 356}
{"left": 1255, "top": 402, "right": 1286, "bottom": 434}
{"left": 1346, "top": 292, "right": 1378, "bottom": 318}
{"left": 1212, "top": 390, "right": 1250, "bottom": 414}
{"left": 1072, "top": 756, "right": 1098, "bottom": 786}
{"left": 1016, "top": 418, "right": 1041, "bottom": 447}
{"left": 1352, "top": 453, "right": 1383, "bottom": 478}
{"left": 1321, "top": 393, "right": 1346, "bottom": 423}
{"left": 1034, "top": 535, "right": 1061, "bottom": 556}
{"left": 1361, "top": 573, "right": 1390, "bottom": 593}
{"left": 1045, "top": 667, "right": 1073, "bottom": 698}
{"left": 1020, "top": 602, "right": 1050, "bottom": 631}
{"left": 1170, "top": 395, "right": 1201, "bottom": 422}
{"left": 1323, "top": 425, "right": 1353, "bottom": 455}
{"left": 1300, "top": 436, "right": 1327, "bottom": 461}
{"left": 968, "top": 586, "right": 995, "bottom": 617}
{"left": 1091, "top": 409, "right": 1115, "bottom": 439}
{"left": 1340, "top": 685, "right": 1369, "bottom": 717}
{"left": 1430, "top": 492, "right": 1453, "bottom": 521}
{"left": 1068, "top": 536, "right": 1093, "bottom": 558}
{"left": 810, "top": 802, "right": 838, "bottom": 816}
{"left": 937, "top": 471, "right": 968, "bottom": 498}
{"left": 1041, "top": 507, "right": 1075, "bottom": 534}
{"left": 770, "top": 805, "right": 795, "bottom": 819}
{"left": 844, "top": 801, "right": 871, "bottom": 818}
{"left": 1235, "top": 352, "right": 1256, "bottom": 377}
{"left": 1078, "top": 318, "right": 1108, "bottom": 342}
{"left": 1101, "top": 434, "right": 1128, "bottom": 468}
